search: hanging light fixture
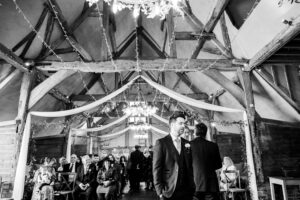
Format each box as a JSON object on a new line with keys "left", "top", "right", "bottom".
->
{"left": 86, "top": 0, "right": 184, "bottom": 19}
{"left": 123, "top": 101, "right": 158, "bottom": 116}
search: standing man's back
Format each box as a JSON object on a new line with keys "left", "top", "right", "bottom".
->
{"left": 191, "top": 123, "right": 222, "bottom": 200}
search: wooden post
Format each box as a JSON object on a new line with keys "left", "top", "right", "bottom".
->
{"left": 148, "top": 130, "right": 153, "bottom": 146}
{"left": 86, "top": 118, "right": 93, "bottom": 154}
{"left": 16, "top": 72, "right": 34, "bottom": 133}
{"left": 238, "top": 68, "right": 264, "bottom": 188}
{"left": 125, "top": 130, "right": 129, "bottom": 147}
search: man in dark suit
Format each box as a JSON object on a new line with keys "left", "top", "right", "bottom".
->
{"left": 63, "top": 154, "right": 80, "bottom": 173}
{"left": 191, "top": 123, "right": 222, "bottom": 200}
{"left": 73, "top": 155, "right": 97, "bottom": 200}
{"left": 153, "top": 111, "right": 194, "bottom": 200}
{"left": 128, "top": 145, "right": 144, "bottom": 192}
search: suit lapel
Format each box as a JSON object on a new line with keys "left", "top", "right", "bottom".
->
{"left": 166, "top": 135, "right": 180, "bottom": 161}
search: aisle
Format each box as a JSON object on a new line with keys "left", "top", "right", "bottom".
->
{"left": 122, "top": 183, "right": 158, "bottom": 200}
{"left": 122, "top": 190, "right": 158, "bottom": 200}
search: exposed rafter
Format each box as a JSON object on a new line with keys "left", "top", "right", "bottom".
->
{"left": 39, "top": 2, "right": 96, "bottom": 60}
{"left": 246, "top": 16, "right": 300, "bottom": 71}
{"left": 37, "top": 59, "right": 243, "bottom": 72}
{"left": 46, "top": 0, "right": 93, "bottom": 61}
{"left": 0, "top": 43, "right": 29, "bottom": 73}
{"left": 191, "top": 0, "right": 230, "bottom": 59}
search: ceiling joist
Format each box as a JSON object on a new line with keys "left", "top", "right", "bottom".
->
{"left": 0, "top": 43, "right": 29, "bottom": 73}
{"left": 191, "top": 0, "right": 230, "bottom": 59}
{"left": 37, "top": 59, "right": 243, "bottom": 72}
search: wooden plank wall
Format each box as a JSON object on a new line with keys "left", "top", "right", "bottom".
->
{"left": 256, "top": 118, "right": 300, "bottom": 200}
{"left": 34, "top": 136, "right": 65, "bottom": 162}
{"left": 0, "top": 122, "right": 17, "bottom": 198}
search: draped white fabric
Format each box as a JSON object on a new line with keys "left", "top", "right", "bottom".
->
{"left": 243, "top": 112, "right": 258, "bottom": 200}
{"left": 150, "top": 125, "right": 168, "bottom": 135}
{"left": 72, "top": 114, "right": 130, "bottom": 132}
{"left": 141, "top": 76, "right": 243, "bottom": 113}
{"left": 30, "top": 76, "right": 139, "bottom": 117}
{"left": 153, "top": 113, "right": 169, "bottom": 124}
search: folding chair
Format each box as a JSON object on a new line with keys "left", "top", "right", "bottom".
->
{"left": 54, "top": 172, "right": 77, "bottom": 200}
{"left": 219, "top": 170, "right": 248, "bottom": 200}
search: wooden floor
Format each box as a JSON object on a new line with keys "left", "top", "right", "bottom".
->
{"left": 122, "top": 190, "right": 158, "bottom": 200}
{"left": 121, "top": 183, "right": 158, "bottom": 200}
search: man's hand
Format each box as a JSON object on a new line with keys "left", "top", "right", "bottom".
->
{"left": 103, "top": 180, "right": 110, "bottom": 187}
{"left": 159, "top": 194, "right": 165, "bottom": 200}
{"left": 79, "top": 183, "right": 85, "bottom": 190}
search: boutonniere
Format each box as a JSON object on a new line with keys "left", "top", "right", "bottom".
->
{"left": 185, "top": 143, "right": 190, "bottom": 149}
{"left": 185, "top": 143, "right": 191, "bottom": 153}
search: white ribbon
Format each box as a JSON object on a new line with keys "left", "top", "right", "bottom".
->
{"left": 72, "top": 114, "right": 130, "bottom": 132}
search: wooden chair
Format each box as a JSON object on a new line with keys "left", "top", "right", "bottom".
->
{"left": 219, "top": 170, "right": 248, "bottom": 200}
{"left": 54, "top": 172, "right": 77, "bottom": 200}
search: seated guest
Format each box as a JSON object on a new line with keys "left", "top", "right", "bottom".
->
{"left": 96, "top": 158, "right": 119, "bottom": 200}
{"left": 119, "top": 156, "right": 127, "bottom": 195}
{"left": 73, "top": 155, "right": 98, "bottom": 200}
{"left": 63, "top": 154, "right": 81, "bottom": 173}
{"left": 57, "top": 156, "right": 67, "bottom": 172}
{"left": 31, "top": 158, "right": 56, "bottom": 200}
{"left": 219, "top": 156, "right": 238, "bottom": 191}
{"left": 142, "top": 148, "right": 153, "bottom": 191}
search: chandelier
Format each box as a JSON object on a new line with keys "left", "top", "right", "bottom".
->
{"left": 86, "top": 0, "right": 184, "bottom": 19}
{"left": 123, "top": 101, "right": 158, "bottom": 116}
{"left": 130, "top": 124, "right": 151, "bottom": 130}
{"left": 133, "top": 133, "right": 148, "bottom": 139}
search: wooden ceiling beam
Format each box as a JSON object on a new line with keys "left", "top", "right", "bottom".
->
{"left": 176, "top": 72, "right": 209, "bottom": 99}
{"left": 47, "top": 0, "right": 93, "bottom": 61}
{"left": 219, "top": 13, "right": 232, "bottom": 55}
{"left": 140, "top": 28, "right": 167, "bottom": 58}
{"left": 203, "top": 68, "right": 246, "bottom": 108}
{"left": 191, "top": 0, "right": 230, "bottom": 59}
{"left": 0, "top": 43, "right": 29, "bottom": 73}
{"left": 37, "top": 58, "right": 243, "bottom": 72}
{"left": 40, "top": 2, "right": 96, "bottom": 60}
{"left": 29, "top": 70, "right": 76, "bottom": 109}
{"left": 114, "top": 31, "right": 136, "bottom": 59}
{"left": 0, "top": 70, "right": 22, "bottom": 93}
{"left": 98, "top": 73, "right": 109, "bottom": 94}
{"left": 246, "top": 16, "right": 300, "bottom": 71}
{"left": 166, "top": 9, "right": 177, "bottom": 58}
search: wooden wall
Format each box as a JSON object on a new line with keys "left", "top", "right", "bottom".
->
{"left": 34, "top": 135, "right": 65, "bottom": 162}
{"left": 257, "top": 119, "right": 300, "bottom": 179}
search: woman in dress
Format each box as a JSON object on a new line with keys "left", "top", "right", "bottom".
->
{"left": 96, "top": 158, "right": 119, "bottom": 200}
{"left": 31, "top": 157, "right": 56, "bottom": 200}
{"left": 219, "top": 156, "right": 238, "bottom": 191}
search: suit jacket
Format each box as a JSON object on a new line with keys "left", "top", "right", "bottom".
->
{"left": 63, "top": 162, "right": 81, "bottom": 173}
{"left": 191, "top": 137, "right": 222, "bottom": 192}
{"left": 129, "top": 149, "right": 144, "bottom": 170}
{"left": 75, "top": 163, "right": 98, "bottom": 189}
{"left": 153, "top": 135, "right": 194, "bottom": 198}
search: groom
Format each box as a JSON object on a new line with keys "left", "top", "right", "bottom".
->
{"left": 153, "top": 111, "right": 194, "bottom": 200}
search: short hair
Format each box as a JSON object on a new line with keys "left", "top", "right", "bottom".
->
{"left": 195, "top": 123, "right": 207, "bottom": 137}
{"left": 169, "top": 111, "right": 186, "bottom": 125}
{"left": 135, "top": 145, "right": 141, "bottom": 150}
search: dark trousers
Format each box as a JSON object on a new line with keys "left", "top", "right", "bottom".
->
{"left": 193, "top": 191, "right": 220, "bottom": 200}
{"left": 165, "top": 187, "right": 193, "bottom": 200}
{"left": 73, "top": 185, "right": 96, "bottom": 200}
{"left": 129, "top": 169, "right": 141, "bottom": 191}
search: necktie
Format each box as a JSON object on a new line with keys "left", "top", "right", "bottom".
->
{"left": 175, "top": 138, "right": 181, "bottom": 153}
{"left": 69, "top": 163, "right": 73, "bottom": 170}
